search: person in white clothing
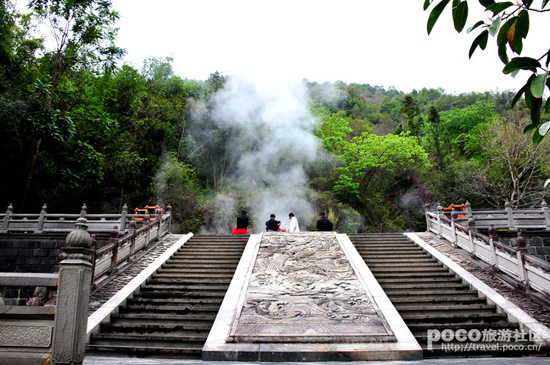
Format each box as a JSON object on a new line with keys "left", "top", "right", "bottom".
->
{"left": 288, "top": 212, "right": 300, "bottom": 232}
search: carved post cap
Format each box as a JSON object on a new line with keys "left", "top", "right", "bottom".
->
{"left": 468, "top": 218, "right": 476, "bottom": 229}
{"left": 122, "top": 203, "right": 128, "bottom": 213}
{"left": 40, "top": 203, "right": 47, "bottom": 213}
{"left": 424, "top": 203, "right": 430, "bottom": 211}
{"left": 451, "top": 211, "right": 458, "bottom": 221}
{"left": 542, "top": 200, "right": 547, "bottom": 208}
{"left": 80, "top": 203, "right": 87, "bottom": 217}
{"left": 505, "top": 201, "right": 511, "bottom": 209}
{"left": 516, "top": 232, "right": 527, "bottom": 250}
{"left": 488, "top": 224, "right": 498, "bottom": 238}
{"left": 129, "top": 219, "right": 137, "bottom": 231}
{"left": 465, "top": 201, "right": 471, "bottom": 209}
{"left": 6, "top": 203, "right": 13, "bottom": 213}
{"left": 65, "top": 218, "right": 93, "bottom": 248}
{"left": 111, "top": 226, "right": 120, "bottom": 239}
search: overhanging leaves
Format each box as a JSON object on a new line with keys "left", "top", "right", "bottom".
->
{"left": 502, "top": 57, "right": 540, "bottom": 74}
{"left": 531, "top": 72, "right": 548, "bottom": 98}
{"left": 469, "top": 30, "right": 489, "bottom": 58}
{"left": 486, "top": 2, "right": 514, "bottom": 15}
{"left": 428, "top": 0, "right": 451, "bottom": 35}
{"left": 452, "top": 1, "right": 469, "bottom": 32}
{"left": 540, "top": 122, "right": 550, "bottom": 137}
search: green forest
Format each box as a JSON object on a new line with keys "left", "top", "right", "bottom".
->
{"left": 1, "top": 0, "right": 549, "bottom": 233}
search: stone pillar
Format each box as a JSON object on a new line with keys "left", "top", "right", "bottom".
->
{"left": 79, "top": 203, "right": 87, "bottom": 218}
{"left": 515, "top": 232, "right": 529, "bottom": 290}
{"left": 450, "top": 211, "right": 458, "bottom": 248}
{"left": 36, "top": 203, "right": 47, "bottom": 233}
{"left": 437, "top": 204, "right": 443, "bottom": 239}
{"left": 468, "top": 218, "right": 476, "bottom": 258}
{"left": 166, "top": 204, "right": 172, "bottom": 233}
{"left": 109, "top": 227, "right": 120, "bottom": 274}
{"left": 52, "top": 218, "right": 94, "bottom": 365}
{"left": 488, "top": 224, "right": 499, "bottom": 271}
{"left": 465, "top": 201, "right": 472, "bottom": 219}
{"left": 1, "top": 203, "right": 13, "bottom": 233}
{"left": 424, "top": 203, "right": 430, "bottom": 232}
{"left": 542, "top": 200, "right": 550, "bottom": 231}
{"left": 129, "top": 220, "right": 137, "bottom": 261}
{"left": 505, "top": 201, "right": 515, "bottom": 231}
{"left": 119, "top": 203, "right": 128, "bottom": 232}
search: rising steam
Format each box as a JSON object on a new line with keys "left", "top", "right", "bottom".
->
{"left": 197, "top": 74, "right": 321, "bottom": 232}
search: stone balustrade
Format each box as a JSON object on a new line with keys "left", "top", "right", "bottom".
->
{"left": 0, "top": 219, "right": 95, "bottom": 364}
{"left": 425, "top": 205, "right": 550, "bottom": 300}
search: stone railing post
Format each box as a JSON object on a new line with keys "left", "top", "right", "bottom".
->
{"left": 465, "top": 201, "right": 472, "bottom": 219}
{"left": 79, "top": 203, "right": 87, "bottom": 218}
{"left": 467, "top": 218, "right": 476, "bottom": 258}
{"left": 515, "top": 232, "right": 529, "bottom": 289}
{"left": 166, "top": 204, "right": 172, "bottom": 233}
{"left": 1, "top": 203, "right": 13, "bottom": 233}
{"left": 129, "top": 220, "right": 137, "bottom": 261}
{"left": 424, "top": 203, "right": 431, "bottom": 231}
{"left": 119, "top": 203, "right": 128, "bottom": 232}
{"left": 52, "top": 218, "right": 93, "bottom": 365}
{"left": 450, "top": 210, "right": 458, "bottom": 248}
{"left": 437, "top": 204, "right": 443, "bottom": 239}
{"left": 505, "top": 201, "right": 516, "bottom": 230}
{"left": 542, "top": 200, "right": 550, "bottom": 231}
{"left": 109, "top": 227, "right": 120, "bottom": 274}
{"left": 488, "top": 224, "right": 499, "bottom": 271}
{"left": 36, "top": 203, "right": 47, "bottom": 233}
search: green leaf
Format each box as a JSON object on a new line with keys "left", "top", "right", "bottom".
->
{"left": 468, "top": 20, "right": 485, "bottom": 33}
{"left": 512, "top": 30, "right": 523, "bottom": 54}
{"left": 532, "top": 128, "right": 544, "bottom": 144}
{"left": 545, "top": 96, "right": 550, "bottom": 113}
{"left": 531, "top": 96, "right": 542, "bottom": 126}
{"left": 523, "top": 123, "right": 537, "bottom": 133}
{"left": 502, "top": 57, "right": 540, "bottom": 74}
{"left": 469, "top": 30, "right": 489, "bottom": 58}
{"left": 479, "top": 0, "right": 495, "bottom": 6}
{"left": 544, "top": 0, "right": 550, "bottom": 9}
{"left": 488, "top": 17, "right": 501, "bottom": 36}
{"left": 497, "top": 18, "right": 515, "bottom": 46}
{"left": 428, "top": 0, "right": 451, "bottom": 35}
{"left": 531, "top": 72, "right": 548, "bottom": 98}
{"left": 452, "top": 1, "right": 469, "bottom": 32}
{"left": 486, "top": 2, "right": 514, "bottom": 15}
{"left": 424, "top": 0, "right": 433, "bottom": 10}
{"left": 498, "top": 42, "right": 509, "bottom": 64}
{"left": 521, "top": 0, "right": 533, "bottom": 7}
{"left": 517, "top": 10, "right": 529, "bottom": 38}
{"left": 539, "top": 121, "right": 550, "bottom": 136}
{"left": 511, "top": 78, "right": 530, "bottom": 108}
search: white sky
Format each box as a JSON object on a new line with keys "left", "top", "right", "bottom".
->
{"left": 110, "top": 1, "right": 547, "bottom": 94}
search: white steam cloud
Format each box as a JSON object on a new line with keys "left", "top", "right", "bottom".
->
{"left": 206, "top": 74, "right": 321, "bottom": 232}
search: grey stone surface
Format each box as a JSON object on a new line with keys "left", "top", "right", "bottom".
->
{"left": 229, "top": 233, "right": 393, "bottom": 343}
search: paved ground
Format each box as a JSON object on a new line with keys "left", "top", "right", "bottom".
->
{"left": 83, "top": 356, "right": 550, "bottom": 364}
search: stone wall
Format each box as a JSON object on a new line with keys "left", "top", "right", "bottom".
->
{"left": 0, "top": 233, "right": 110, "bottom": 273}
{"left": 496, "top": 231, "right": 550, "bottom": 262}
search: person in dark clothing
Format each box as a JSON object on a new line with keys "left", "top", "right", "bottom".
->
{"left": 265, "top": 214, "right": 279, "bottom": 232}
{"left": 232, "top": 210, "right": 249, "bottom": 235}
{"left": 317, "top": 212, "right": 333, "bottom": 231}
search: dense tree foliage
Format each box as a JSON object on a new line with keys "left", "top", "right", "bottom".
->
{"left": 1, "top": 0, "right": 548, "bottom": 233}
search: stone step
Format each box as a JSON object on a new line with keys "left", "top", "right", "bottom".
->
{"left": 385, "top": 289, "right": 480, "bottom": 298}
{"left": 391, "top": 296, "right": 486, "bottom": 305}
{"left": 119, "top": 305, "right": 221, "bottom": 315}
{"left": 161, "top": 263, "right": 239, "bottom": 269}
{"left": 407, "top": 322, "right": 520, "bottom": 331}
{"left": 165, "top": 258, "right": 241, "bottom": 264}
{"left": 374, "top": 271, "right": 453, "bottom": 278}
{"left": 401, "top": 312, "right": 508, "bottom": 324}
{"left": 85, "top": 344, "right": 201, "bottom": 359}
{"left": 394, "top": 303, "right": 497, "bottom": 314}
{"left": 90, "top": 332, "right": 207, "bottom": 346}
{"left": 376, "top": 276, "right": 460, "bottom": 284}
{"left": 126, "top": 297, "right": 223, "bottom": 306}
{"left": 152, "top": 273, "right": 232, "bottom": 279}
{"left": 367, "top": 262, "right": 444, "bottom": 269}
{"left": 140, "top": 284, "right": 229, "bottom": 291}
{"left": 99, "top": 321, "right": 212, "bottom": 333}
{"left": 156, "top": 267, "right": 236, "bottom": 274}
{"left": 362, "top": 257, "right": 438, "bottom": 264}
{"left": 111, "top": 312, "right": 217, "bottom": 322}
{"left": 380, "top": 282, "right": 466, "bottom": 290}
{"left": 147, "top": 278, "right": 232, "bottom": 285}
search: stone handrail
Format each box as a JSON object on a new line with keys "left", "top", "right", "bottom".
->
{"left": 90, "top": 212, "right": 171, "bottom": 291}
{"left": 0, "top": 219, "right": 95, "bottom": 364}
{"left": 440, "top": 200, "right": 550, "bottom": 231}
{"left": 425, "top": 210, "right": 550, "bottom": 299}
{"left": 0, "top": 203, "right": 173, "bottom": 234}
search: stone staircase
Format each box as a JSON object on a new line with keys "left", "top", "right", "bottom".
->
{"left": 86, "top": 234, "right": 248, "bottom": 359}
{"left": 349, "top": 233, "right": 548, "bottom": 358}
